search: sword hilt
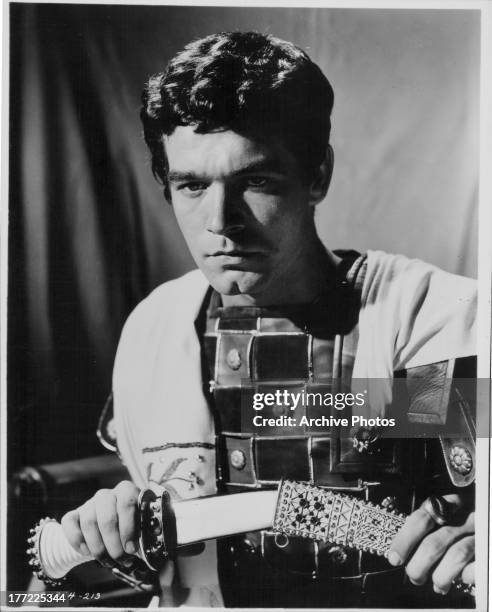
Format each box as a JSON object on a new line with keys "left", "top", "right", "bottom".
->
{"left": 26, "top": 489, "right": 173, "bottom": 591}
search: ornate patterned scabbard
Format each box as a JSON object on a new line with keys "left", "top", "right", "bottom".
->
{"left": 273, "top": 480, "right": 475, "bottom": 597}
{"left": 273, "top": 480, "right": 406, "bottom": 556}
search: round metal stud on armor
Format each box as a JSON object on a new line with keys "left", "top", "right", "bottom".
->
{"left": 352, "top": 427, "right": 380, "bottom": 454}
{"left": 230, "top": 449, "right": 247, "bottom": 470}
{"left": 226, "top": 348, "right": 242, "bottom": 370}
{"left": 273, "top": 404, "right": 287, "bottom": 417}
{"left": 274, "top": 533, "right": 290, "bottom": 549}
{"left": 326, "top": 545, "right": 348, "bottom": 565}
{"left": 381, "top": 496, "right": 397, "bottom": 512}
{"left": 449, "top": 445, "right": 473, "bottom": 475}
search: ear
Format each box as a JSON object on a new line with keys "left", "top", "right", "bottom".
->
{"left": 308, "top": 145, "right": 334, "bottom": 206}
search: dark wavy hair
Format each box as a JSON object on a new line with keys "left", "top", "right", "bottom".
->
{"left": 141, "top": 31, "right": 334, "bottom": 192}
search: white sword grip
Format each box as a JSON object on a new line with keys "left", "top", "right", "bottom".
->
{"left": 40, "top": 521, "right": 92, "bottom": 579}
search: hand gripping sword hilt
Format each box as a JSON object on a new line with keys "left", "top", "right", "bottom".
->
{"left": 26, "top": 488, "right": 176, "bottom": 590}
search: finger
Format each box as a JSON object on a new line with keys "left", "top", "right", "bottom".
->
{"left": 79, "top": 499, "right": 106, "bottom": 560}
{"left": 404, "top": 513, "right": 475, "bottom": 585}
{"left": 387, "top": 507, "right": 435, "bottom": 566}
{"left": 405, "top": 525, "right": 461, "bottom": 585}
{"left": 61, "top": 510, "right": 91, "bottom": 557}
{"left": 460, "top": 561, "right": 475, "bottom": 586}
{"left": 387, "top": 495, "right": 464, "bottom": 566}
{"left": 432, "top": 535, "right": 474, "bottom": 594}
{"left": 158, "top": 562, "right": 177, "bottom": 606}
{"left": 94, "top": 489, "right": 126, "bottom": 560}
{"left": 114, "top": 480, "right": 139, "bottom": 554}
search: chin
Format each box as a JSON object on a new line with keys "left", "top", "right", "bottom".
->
{"left": 207, "top": 269, "right": 269, "bottom": 297}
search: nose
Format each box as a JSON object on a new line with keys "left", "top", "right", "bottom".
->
{"left": 205, "top": 183, "right": 245, "bottom": 236}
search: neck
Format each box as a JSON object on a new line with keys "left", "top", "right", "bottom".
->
{"left": 221, "top": 239, "right": 342, "bottom": 308}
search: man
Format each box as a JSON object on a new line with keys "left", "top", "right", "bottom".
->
{"left": 61, "top": 32, "right": 476, "bottom": 607}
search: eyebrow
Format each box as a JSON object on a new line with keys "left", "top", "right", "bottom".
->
{"left": 167, "top": 159, "right": 288, "bottom": 183}
{"left": 167, "top": 171, "right": 203, "bottom": 183}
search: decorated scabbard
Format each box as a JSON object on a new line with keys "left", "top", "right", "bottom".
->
{"left": 273, "top": 480, "right": 405, "bottom": 556}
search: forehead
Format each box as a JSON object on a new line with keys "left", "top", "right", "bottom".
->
{"left": 163, "top": 126, "right": 296, "bottom": 178}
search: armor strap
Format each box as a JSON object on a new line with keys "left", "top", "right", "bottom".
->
{"left": 273, "top": 480, "right": 405, "bottom": 556}
{"left": 404, "top": 356, "right": 476, "bottom": 487}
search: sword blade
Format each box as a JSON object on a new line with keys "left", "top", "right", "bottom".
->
{"left": 174, "top": 489, "right": 277, "bottom": 544}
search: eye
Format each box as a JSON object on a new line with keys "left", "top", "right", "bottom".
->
{"left": 177, "top": 182, "right": 209, "bottom": 197}
{"left": 246, "top": 176, "right": 268, "bottom": 188}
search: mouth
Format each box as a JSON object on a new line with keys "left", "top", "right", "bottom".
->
{"left": 209, "top": 248, "right": 262, "bottom": 256}
{"left": 206, "top": 249, "right": 266, "bottom": 268}
{"left": 208, "top": 249, "right": 265, "bottom": 259}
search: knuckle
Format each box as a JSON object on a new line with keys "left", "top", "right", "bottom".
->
{"left": 94, "top": 488, "right": 112, "bottom": 502}
{"left": 414, "top": 507, "right": 435, "bottom": 528}
{"left": 118, "top": 494, "right": 138, "bottom": 509}
{"left": 78, "top": 505, "right": 97, "bottom": 530}
{"left": 99, "top": 513, "right": 118, "bottom": 530}
{"left": 391, "top": 521, "right": 411, "bottom": 544}
{"left": 387, "top": 534, "right": 402, "bottom": 551}
{"left": 93, "top": 490, "right": 117, "bottom": 521}
{"left": 79, "top": 513, "right": 98, "bottom": 530}
{"left": 452, "top": 539, "right": 474, "bottom": 564}
{"left": 61, "top": 510, "right": 78, "bottom": 529}
{"left": 61, "top": 512, "right": 84, "bottom": 549}
{"left": 115, "top": 481, "right": 139, "bottom": 503}
{"left": 422, "top": 528, "right": 453, "bottom": 556}
{"left": 69, "top": 534, "right": 85, "bottom": 551}
{"left": 417, "top": 541, "right": 439, "bottom": 561}
{"left": 436, "top": 525, "right": 455, "bottom": 540}
{"left": 115, "top": 479, "right": 136, "bottom": 492}
{"left": 78, "top": 500, "right": 92, "bottom": 515}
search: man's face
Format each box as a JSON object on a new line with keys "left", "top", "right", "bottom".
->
{"left": 165, "top": 126, "right": 324, "bottom": 302}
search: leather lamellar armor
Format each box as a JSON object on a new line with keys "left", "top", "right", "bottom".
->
{"left": 200, "top": 252, "right": 475, "bottom": 607}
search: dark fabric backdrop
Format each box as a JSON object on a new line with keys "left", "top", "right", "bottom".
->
{"left": 8, "top": 4, "right": 479, "bottom": 470}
